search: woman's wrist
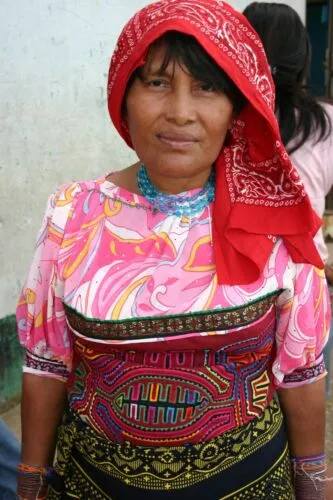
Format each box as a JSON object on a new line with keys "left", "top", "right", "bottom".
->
{"left": 290, "top": 453, "right": 327, "bottom": 500}
{"left": 17, "top": 463, "right": 52, "bottom": 500}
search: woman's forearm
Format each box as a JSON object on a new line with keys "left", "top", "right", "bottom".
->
{"left": 277, "top": 377, "right": 326, "bottom": 457}
{"left": 21, "top": 373, "right": 67, "bottom": 466}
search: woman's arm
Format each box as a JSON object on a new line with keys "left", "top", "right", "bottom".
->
{"left": 16, "top": 190, "right": 75, "bottom": 497}
{"left": 21, "top": 373, "right": 67, "bottom": 466}
{"left": 277, "top": 377, "right": 326, "bottom": 457}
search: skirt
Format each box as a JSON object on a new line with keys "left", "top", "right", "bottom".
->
{"left": 47, "top": 397, "right": 293, "bottom": 500}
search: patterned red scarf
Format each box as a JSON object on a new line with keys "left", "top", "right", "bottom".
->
{"left": 107, "top": 0, "right": 322, "bottom": 285}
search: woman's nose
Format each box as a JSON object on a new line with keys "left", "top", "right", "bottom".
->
{"left": 164, "top": 87, "right": 197, "bottom": 126}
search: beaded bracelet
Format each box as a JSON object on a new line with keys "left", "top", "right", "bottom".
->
{"left": 17, "top": 463, "right": 52, "bottom": 500}
{"left": 290, "top": 453, "right": 331, "bottom": 500}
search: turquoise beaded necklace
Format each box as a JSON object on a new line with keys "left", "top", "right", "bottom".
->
{"left": 136, "top": 164, "right": 215, "bottom": 217}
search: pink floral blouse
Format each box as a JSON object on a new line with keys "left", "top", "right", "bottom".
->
{"left": 17, "top": 177, "right": 330, "bottom": 389}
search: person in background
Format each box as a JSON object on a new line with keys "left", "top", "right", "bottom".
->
{"left": 0, "top": 419, "right": 20, "bottom": 499}
{"left": 243, "top": 3, "right": 333, "bottom": 498}
{"left": 16, "top": 1, "right": 330, "bottom": 498}
{"left": 243, "top": 2, "right": 333, "bottom": 400}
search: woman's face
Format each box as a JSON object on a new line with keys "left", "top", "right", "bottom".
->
{"left": 125, "top": 43, "right": 234, "bottom": 189}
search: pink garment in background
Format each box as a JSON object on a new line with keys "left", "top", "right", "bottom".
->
{"left": 290, "top": 102, "right": 333, "bottom": 262}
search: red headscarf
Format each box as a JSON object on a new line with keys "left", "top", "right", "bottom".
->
{"left": 107, "top": 0, "right": 323, "bottom": 285}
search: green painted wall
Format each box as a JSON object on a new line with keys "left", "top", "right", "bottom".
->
{"left": 0, "top": 315, "right": 23, "bottom": 408}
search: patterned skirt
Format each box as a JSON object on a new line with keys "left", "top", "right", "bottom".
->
{"left": 48, "top": 398, "right": 293, "bottom": 500}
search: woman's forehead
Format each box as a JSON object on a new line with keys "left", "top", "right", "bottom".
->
{"left": 142, "top": 43, "right": 178, "bottom": 74}
{"left": 140, "top": 34, "right": 209, "bottom": 77}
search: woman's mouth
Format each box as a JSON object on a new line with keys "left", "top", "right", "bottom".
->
{"left": 157, "top": 133, "right": 198, "bottom": 149}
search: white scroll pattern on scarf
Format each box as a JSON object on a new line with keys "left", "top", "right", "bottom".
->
{"left": 108, "top": 0, "right": 274, "bottom": 110}
{"left": 225, "top": 121, "right": 303, "bottom": 205}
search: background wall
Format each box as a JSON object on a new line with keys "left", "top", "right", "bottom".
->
{"left": 0, "top": 0, "right": 305, "bottom": 319}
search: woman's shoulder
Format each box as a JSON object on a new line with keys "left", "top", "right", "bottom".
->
{"left": 54, "top": 165, "right": 138, "bottom": 205}
{"left": 48, "top": 165, "right": 143, "bottom": 232}
{"left": 50, "top": 178, "right": 107, "bottom": 218}
{"left": 55, "top": 177, "right": 106, "bottom": 200}
{"left": 319, "top": 99, "right": 333, "bottom": 123}
{"left": 320, "top": 99, "right": 333, "bottom": 112}
{"left": 55, "top": 164, "right": 139, "bottom": 200}
{"left": 317, "top": 100, "right": 333, "bottom": 152}
{"left": 41, "top": 179, "right": 107, "bottom": 235}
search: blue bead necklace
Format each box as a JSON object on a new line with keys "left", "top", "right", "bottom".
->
{"left": 136, "top": 164, "right": 215, "bottom": 217}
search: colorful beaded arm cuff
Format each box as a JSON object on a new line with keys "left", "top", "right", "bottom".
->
{"left": 17, "top": 463, "right": 52, "bottom": 500}
{"left": 290, "top": 453, "right": 332, "bottom": 500}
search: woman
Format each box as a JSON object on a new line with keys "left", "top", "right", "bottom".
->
{"left": 242, "top": 2, "right": 333, "bottom": 272}
{"left": 243, "top": 0, "right": 333, "bottom": 396}
{"left": 16, "top": 1, "right": 330, "bottom": 499}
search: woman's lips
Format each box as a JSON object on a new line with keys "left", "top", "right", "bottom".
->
{"left": 157, "top": 133, "right": 198, "bottom": 148}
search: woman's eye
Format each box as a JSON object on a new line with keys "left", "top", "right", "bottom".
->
{"left": 198, "top": 82, "right": 216, "bottom": 92}
{"left": 147, "top": 79, "right": 168, "bottom": 88}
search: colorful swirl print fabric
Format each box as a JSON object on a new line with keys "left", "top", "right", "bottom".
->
{"left": 17, "top": 179, "right": 329, "bottom": 436}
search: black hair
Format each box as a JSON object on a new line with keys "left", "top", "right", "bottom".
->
{"left": 123, "top": 31, "right": 246, "bottom": 115}
{"left": 243, "top": 2, "right": 332, "bottom": 154}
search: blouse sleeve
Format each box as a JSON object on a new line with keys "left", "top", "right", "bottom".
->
{"left": 16, "top": 187, "right": 75, "bottom": 381}
{"left": 273, "top": 263, "right": 331, "bottom": 388}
